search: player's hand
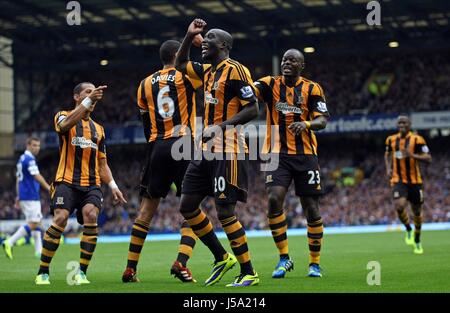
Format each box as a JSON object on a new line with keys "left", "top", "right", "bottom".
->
{"left": 187, "top": 18, "right": 206, "bottom": 37}
{"left": 288, "top": 122, "right": 307, "bottom": 135}
{"left": 192, "top": 34, "right": 203, "bottom": 47}
{"left": 111, "top": 188, "right": 127, "bottom": 204}
{"left": 202, "top": 125, "right": 223, "bottom": 143}
{"left": 87, "top": 85, "right": 107, "bottom": 102}
{"left": 14, "top": 197, "right": 19, "bottom": 209}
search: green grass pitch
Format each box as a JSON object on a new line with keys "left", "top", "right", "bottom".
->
{"left": 1, "top": 230, "right": 449, "bottom": 293}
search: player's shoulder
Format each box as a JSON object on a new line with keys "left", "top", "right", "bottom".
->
{"left": 54, "top": 110, "right": 69, "bottom": 123}
{"left": 22, "top": 150, "right": 35, "bottom": 162}
{"left": 301, "top": 76, "right": 323, "bottom": 91}
{"left": 255, "top": 75, "right": 274, "bottom": 85}
{"left": 412, "top": 132, "right": 426, "bottom": 142}
{"left": 91, "top": 118, "right": 104, "bottom": 129}
{"left": 226, "top": 59, "right": 252, "bottom": 81}
{"left": 386, "top": 133, "right": 399, "bottom": 142}
{"left": 55, "top": 110, "right": 69, "bottom": 117}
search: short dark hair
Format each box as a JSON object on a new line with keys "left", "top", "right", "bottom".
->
{"left": 159, "top": 40, "right": 181, "bottom": 65}
{"left": 73, "top": 82, "right": 94, "bottom": 95}
{"left": 26, "top": 137, "right": 40, "bottom": 145}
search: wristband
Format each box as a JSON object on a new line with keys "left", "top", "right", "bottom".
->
{"left": 108, "top": 180, "right": 118, "bottom": 189}
{"left": 81, "top": 97, "right": 93, "bottom": 109}
{"left": 304, "top": 121, "right": 311, "bottom": 129}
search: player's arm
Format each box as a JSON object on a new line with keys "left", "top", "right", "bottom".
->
{"left": 403, "top": 137, "right": 432, "bottom": 163}
{"left": 57, "top": 86, "right": 107, "bottom": 133}
{"left": 28, "top": 159, "right": 50, "bottom": 192}
{"left": 219, "top": 102, "right": 258, "bottom": 129}
{"left": 98, "top": 158, "right": 127, "bottom": 204}
{"left": 15, "top": 176, "right": 19, "bottom": 209}
{"left": 208, "top": 71, "right": 259, "bottom": 135}
{"left": 175, "top": 18, "right": 206, "bottom": 73}
{"left": 289, "top": 83, "right": 329, "bottom": 135}
{"left": 384, "top": 144, "right": 392, "bottom": 178}
{"left": 97, "top": 132, "right": 126, "bottom": 204}
{"left": 137, "top": 82, "right": 151, "bottom": 142}
{"left": 253, "top": 77, "right": 272, "bottom": 111}
{"left": 33, "top": 174, "right": 51, "bottom": 192}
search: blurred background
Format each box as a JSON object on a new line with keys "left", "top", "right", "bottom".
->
{"left": 0, "top": 0, "right": 449, "bottom": 235}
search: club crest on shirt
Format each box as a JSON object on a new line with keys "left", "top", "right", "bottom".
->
{"left": 295, "top": 94, "right": 304, "bottom": 107}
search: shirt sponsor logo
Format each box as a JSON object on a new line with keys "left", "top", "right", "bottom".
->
{"left": 275, "top": 102, "right": 303, "bottom": 115}
{"left": 71, "top": 137, "right": 98, "bottom": 149}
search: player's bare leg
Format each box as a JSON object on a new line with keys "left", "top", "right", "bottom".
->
{"left": 301, "top": 196, "right": 324, "bottom": 277}
{"left": 123, "top": 197, "right": 159, "bottom": 282}
{"left": 35, "top": 209, "right": 68, "bottom": 285}
{"left": 76, "top": 204, "right": 100, "bottom": 284}
{"left": 411, "top": 203, "right": 424, "bottom": 254}
{"left": 395, "top": 197, "right": 414, "bottom": 245}
{"left": 267, "top": 186, "right": 294, "bottom": 278}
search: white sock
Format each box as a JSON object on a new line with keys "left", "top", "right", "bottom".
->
{"left": 32, "top": 230, "right": 42, "bottom": 254}
{"left": 7, "top": 225, "right": 28, "bottom": 246}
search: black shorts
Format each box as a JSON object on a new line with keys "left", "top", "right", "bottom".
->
{"left": 50, "top": 182, "right": 103, "bottom": 225}
{"left": 264, "top": 154, "right": 323, "bottom": 197}
{"left": 139, "top": 137, "right": 190, "bottom": 199}
{"left": 181, "top": 154, "right": 248, "bottom": 204}
{"left": 392, "top": 183, "right": 424, "bottom": 205}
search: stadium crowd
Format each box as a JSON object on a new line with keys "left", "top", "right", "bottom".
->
{"left": 1, "top": 147, "right": 449, "bottom": 234}
{"left": 17, "top": 51, "right": 450, "bottom": 132}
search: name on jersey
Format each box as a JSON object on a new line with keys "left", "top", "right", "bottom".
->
{"left": 152, "top": 74, "right": 175, "bottom": 84}
{"left": 71, "top": 137, "right": 98, "bottom": 149}
{"left": 205, "top": 91, "right": 219, "bottom": 105}
{"left": 275, "top": 102, "right": 303, "bottom": 115}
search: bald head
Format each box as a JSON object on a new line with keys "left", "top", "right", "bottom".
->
{"left": 397, "top": 114, "right": 411, "bottom": 135}
{"left": 284, "top": 49, "right": 304, "bottom": 62}
{"left": 281, "top": 48, "right": 305, "bottom": 79}
{"left": 208, "top": 28, "right": 233, "bottom": 51}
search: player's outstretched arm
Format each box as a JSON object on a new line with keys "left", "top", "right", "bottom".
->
{"left": 58, "top": 85, "right": 107, "bottom": 133}
{"left": 98, "top": 158, "right": 127, "bottom": 204}
{"left": 175, "top": 18, "right": 206, "bottom": 73}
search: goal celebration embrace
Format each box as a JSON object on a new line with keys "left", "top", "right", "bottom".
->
{"left": 1, "top": 0, "right": 449, "bottom": 298}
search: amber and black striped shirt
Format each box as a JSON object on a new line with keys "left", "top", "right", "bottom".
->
{"left": 137, "top": 67, "right": 199, "bottom": 141}
{"left": 254, "top": 76, "right": 329, "bottom": 155}
{"left": 385, "top": 132, "right": 429, "bottom": 185}
{"left": 53, "top": 111, "right": 106, "bottom": 187}
{"left": 186, "top": 58, "right": 257, "bottom": 153}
